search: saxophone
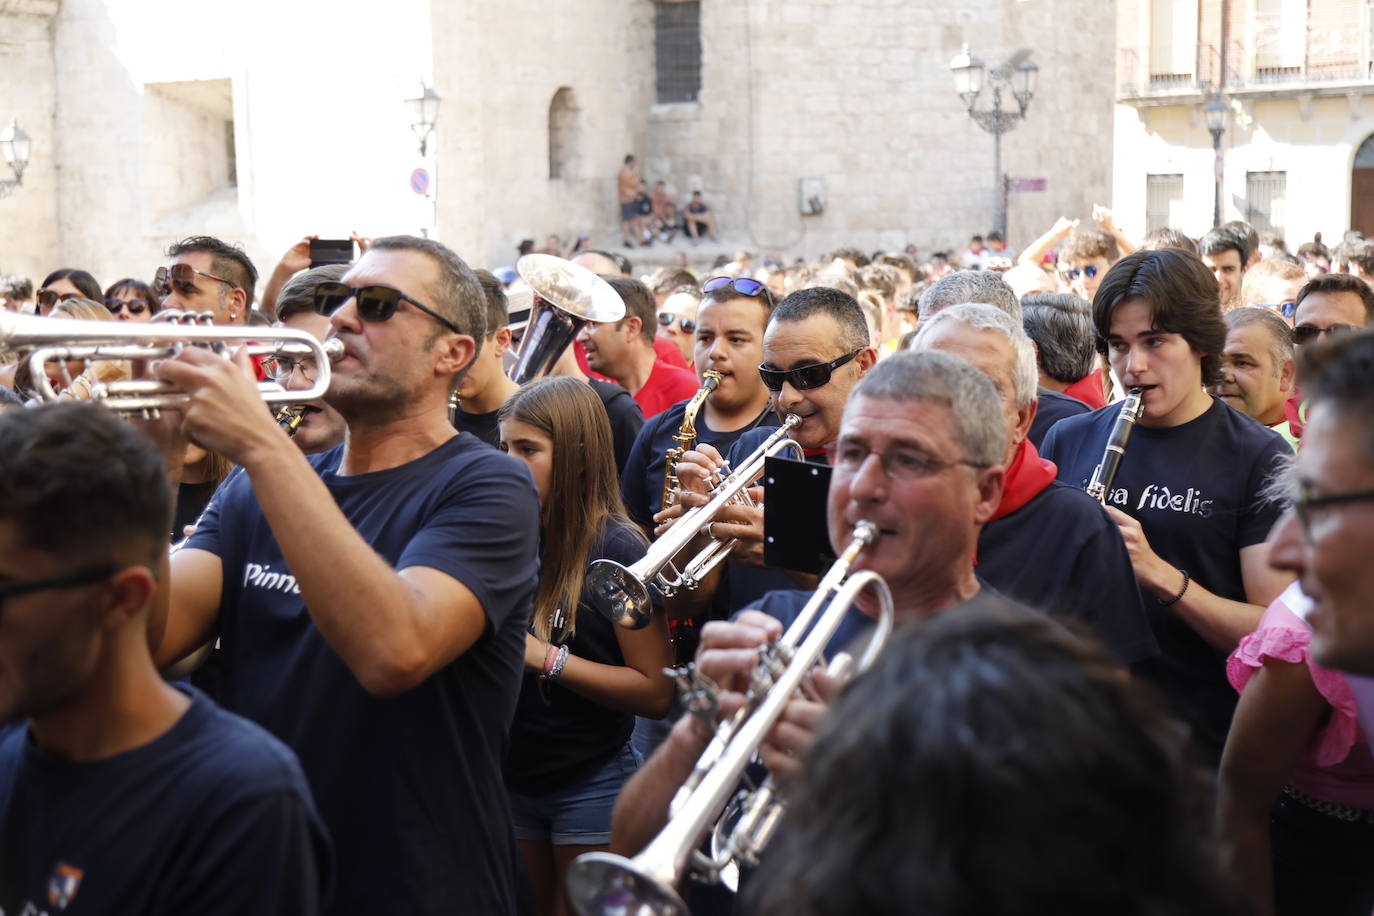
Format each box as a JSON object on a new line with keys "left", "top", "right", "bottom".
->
{"left": 274, "top": 405, "right": 308, "bottom": 437}
{"left": 661, "top": 370, "right": 723, "bottom": 509}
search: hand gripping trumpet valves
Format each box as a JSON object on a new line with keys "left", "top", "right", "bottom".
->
{"left": 566, "top": 521, "right": 893, "bottom": 916}
{"left": 586, "top": 414, "right": 804, "bottom": 630}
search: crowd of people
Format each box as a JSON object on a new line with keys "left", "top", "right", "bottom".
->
{"left": 0, "top": 205, "right": 1372, "bottom": 916}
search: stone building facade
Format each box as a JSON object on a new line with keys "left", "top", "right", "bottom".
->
{"left": 1113, "top": 0, "right": 1374, "bottom": 247}
{"left": 1, "top": 0, "right": 1115, "bottom": 289}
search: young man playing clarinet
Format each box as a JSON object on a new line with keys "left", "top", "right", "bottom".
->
{"left": 1040, "top": 247, "right": 1294, "bottom": 768}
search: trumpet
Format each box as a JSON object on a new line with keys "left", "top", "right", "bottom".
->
{"left": 586, "top": 414, "right": 803, "bottom": 630}
{"left": 1, "top": 310, "right": 342, "bottom": 415}
{"left": 566, "top": 523, "right": 894, "bottom": 916}
{"left": 1085, "top": 387, "right": 1144, "bottom": 505}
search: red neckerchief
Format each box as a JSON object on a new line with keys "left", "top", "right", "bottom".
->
{"left": 802, "top": 447, "right": 829, "bottom": 462}
{"left": 989, "top": 438, "right": 1057, "bottom": 522}
{"left": 1063, "top": 369, "right": 1107, "bottom": 410}
{"left": 1284, "top": 387, "right": 1306, "bottom": 441}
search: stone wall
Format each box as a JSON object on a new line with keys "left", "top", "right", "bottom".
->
{"left": 0, "top": 0, "right": 60, "bottom": 281}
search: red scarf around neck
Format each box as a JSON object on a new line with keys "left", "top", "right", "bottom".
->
{"left": 1064, "top": 368, "right": 1107, "bottom": 410}
{"left": 989, "top": 438, "right": 1057, "bottom": 522}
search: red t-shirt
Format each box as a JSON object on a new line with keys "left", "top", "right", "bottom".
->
{"left": 633, "top": 360, "right": 700, "bottom": 419}
{"left": 575, "top": 336, "right": 691, "bottom": 381}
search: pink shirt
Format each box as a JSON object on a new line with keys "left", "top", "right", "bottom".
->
{"left": 1228, "top": 582, "right": 1374, "bottom": 809}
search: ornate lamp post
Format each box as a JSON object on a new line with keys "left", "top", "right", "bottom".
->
{"left": 949, "top": 46, "right": 1038, "bottom": 239}
{"left": 0, "top": 118, "right": 32, "bottom": 200}
{"left": 1204, "top": 90, "right": 1230, "bottom": 229}
{"left": 405, "top": 83, "right": 441, "bottom": 157}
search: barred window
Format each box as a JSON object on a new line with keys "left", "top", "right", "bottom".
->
{"left": 656, "top": 1, "right": 701, "bottom": 104}
{"left": 1145, "top": 173, "right": 1185, "bottom": 233}
{"left": 1246, "top": 171, "right": 1287, "bottom": 238}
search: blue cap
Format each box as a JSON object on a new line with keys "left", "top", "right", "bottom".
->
{"left": 494, "top": 266, "right": 518, "bottom": 285}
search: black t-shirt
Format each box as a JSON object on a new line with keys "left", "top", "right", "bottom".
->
{"left": 185, "top": 433, "right": 541, "bottom": 916}
{"left": 506, "top": 523, "right": 648, "bottom": 795}
{"left": 1029, "top": 388, "right": 1091, "bottom": 448}
{"left": 588, "top": 378, "right": 645, "bottom": 476}
{"left": 0, "top": 687, "right": 331, "bottom": 915}
{"left": 451, "top": 405, "right": 501, "bottom": 449}
{"left": 1040, "top": 398, "right": 1292, "bottom": 764}
{"left": 978, "top": 480, "right": 1158, "bottom": 665}
{"left": 621, "top": 399, "right": 779, "bottom": 528}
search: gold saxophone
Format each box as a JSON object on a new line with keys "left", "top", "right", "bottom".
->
{"left": 661, "top": 370, "right": 723, "bottom": 509}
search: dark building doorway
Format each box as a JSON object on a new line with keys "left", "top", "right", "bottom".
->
{"left": 1352, "top": 134, "right": 1374, "bottom": 238}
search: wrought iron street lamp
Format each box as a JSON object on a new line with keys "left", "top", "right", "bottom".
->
{"left": 405, "top": 84, "right": 441, "bottom": 157}
{"left": 949, "top": 46, "right": 1037, "bottom": 240}
{"left": 1204, "top": 90, "right": 1230, "bottom": 229}
{"left": 0, "top": 118, "right": 32, "bottom": 200}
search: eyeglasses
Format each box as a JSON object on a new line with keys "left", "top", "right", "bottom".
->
{"left": 758, "top": 348, "right": 862, "bottom": 392}
{"left": 703, "top": 276, "right": 775, "bottom": 306}
{"left": 825, "top": 439, "right": 986, "bottom": 480}
{"left": 1255, "top": 301, "right": 1297, "bottom": 319}
{"left": 0, "top": 563, "right": 120, "bottom": 608}
{"left": 658, "top": 312, "right": 696, "bottom": 333}
{"left": 313, "top": 282, "right": 463, "bottom": 335}
{"left": 1060, "top": 264, "right": 1101, "bottom": 280}
{"left": 104, "top": 298, "right": 149, "bottom": 316}
{"left": 1292, "top": 323, "right": 1357, "bottom": 346}
{"left": 1294, "top": 487, "right": 1374, "bottom": 543}
{"left": 153, "top": 263, "right": 235, "bottom": 299}
{"left": 261, "top": 355, "right": 320, "bottom": 383}
{"left": 36, "top": 289, "right": 82, "bottom": 308}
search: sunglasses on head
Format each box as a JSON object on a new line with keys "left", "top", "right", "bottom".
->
{"left": 1292, "top": 323, "right": 1357, "bottom": 346}
{"left": 153, "top": 262, "right": 235, "bottom": 298}
{"left": 658, "top": 312, "right": 696, "bottom": 333}
{"left": 758, "top": 348, "right": 862, "bottom": 392}
{"left": 1255, "top": 301, "right": 1298, "bottom": 319}
{"left": 1060, "top": 264, "right": 1101, "bottom": 280}
{"left": 36, "top": 288, "right": 82, "bottom": 308}
{"left": 104, "top": 298, "right": 149, "bottom": 316}
{"left": 313, "top": 282, "right": 463, "bottom": 334}
{"left": 702, "top": 276, "right": 775, "bottom": 306}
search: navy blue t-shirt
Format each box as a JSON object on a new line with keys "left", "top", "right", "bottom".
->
{"left": 451, "top": 404, "right": 501, "bottom": 449}
{"left": 185, "top": 433, "right": 541, "bottom": 916}
{"left": 506, "top": 523, "right": 648, "bottom": 795}
{"left": 588, "top": 378, "right": 646, "bottom": 476}
{"left": 1029, "top": 387, "right": 1091, "bottom": 448}
{"left": 621, "top": 400, "right": 779, "bottom": 529}
{"left": 1040, "top": 398, "right": 1291, "bottom": 764}
{"left": 0, "top": 687, "right": 330, "bottom": 915}
{"left": 978, "top": 480, "right": 1158, "bottom": 665}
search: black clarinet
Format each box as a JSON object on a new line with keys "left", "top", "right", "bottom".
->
{"left": 1085, "top": 388, "right": 1145, "bottom": 505}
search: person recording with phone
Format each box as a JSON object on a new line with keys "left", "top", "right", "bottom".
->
{"left": 146, "top": 236, "right": 542, "bottom": 916}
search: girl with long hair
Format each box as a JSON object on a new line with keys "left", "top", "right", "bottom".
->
{"left": 498, "top": 376, "right": 673, "bottom": 916}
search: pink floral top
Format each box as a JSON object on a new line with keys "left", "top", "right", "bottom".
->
{"left": 1228, "top": 582, "right": 1374, "bottom": 809}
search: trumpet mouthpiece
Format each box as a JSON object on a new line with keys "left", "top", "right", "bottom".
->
{"left": 322, "top": 338, "right": 345, "bottom": 361}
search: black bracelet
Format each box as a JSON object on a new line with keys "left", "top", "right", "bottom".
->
{"left": 1158, "top": 568, "right": 1190, "bottom": 607}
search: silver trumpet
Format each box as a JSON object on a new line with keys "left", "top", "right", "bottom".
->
{"left": 567, "top": 522, "right": 894, "bottom": 916}
{"left": 508, "top": 253, "right": 624, "bottom": 384}
{"left": 586, "top": 415, "right": 803, "bottom": 630}
{"left": 1, "top": 309, "right": 342, "bottom": 415}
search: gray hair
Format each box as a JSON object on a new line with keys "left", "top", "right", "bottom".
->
{"left": 1224, "top": 306, "right": 1295, "bottom": 379}
{"left": 909, "top": 303, "right": 1038, "bottom": 410}
{"left": 367, "top": 235, "right": 487, "bottom": 341}
{"left": 850, "top": 350, "right": 1006, "bottom": 468}
{"left": 1021, "top": 293, "right": 1097, "bottom": 384}
{"left": 916, "top": 270, "right": 1022, "bottom": 322}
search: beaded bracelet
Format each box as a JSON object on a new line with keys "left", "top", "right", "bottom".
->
{"left": 1158, "top": 568, "right": 1191, "bottom": 607}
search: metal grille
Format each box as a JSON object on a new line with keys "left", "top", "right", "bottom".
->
{"left": 1246, "top": 171, "right": 1287, "bottom": 237}
{"left": 1146, "top": 174, "right": 1185, "bottom": 233}
{"left": 655, "top": 1, "right": 701, "bottom": 104}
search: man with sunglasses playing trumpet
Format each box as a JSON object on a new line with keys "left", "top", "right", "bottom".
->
{"left": 146, "top": 236, "right": 542, "bottom": 916}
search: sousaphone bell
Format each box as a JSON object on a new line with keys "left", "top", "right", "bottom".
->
{"left": 509, "top": 253, "right": 625, "bottom": 384}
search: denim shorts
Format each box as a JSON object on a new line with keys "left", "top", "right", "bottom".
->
{"left": 509, "top": 743, "right": 643, "bottom": 846}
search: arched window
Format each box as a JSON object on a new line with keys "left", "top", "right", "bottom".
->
{"left": 1356, "top": 134, "right": 1374, "bottom": 168}
{"left": 548, "top": 87, "right": 579, "bottom": 180}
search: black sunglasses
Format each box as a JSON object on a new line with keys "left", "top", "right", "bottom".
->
{"left": 658, "top": 312, "right": 696, "bottom": 333}
{"left": 0, "top": 563, "right": 120, "bottom": 606}
{"left": 105, "top": 298, "right": 149, "bottom": 316}
{"left": 36, "top": 289, "right": 82, "bottom": 308}
{"left": 703, "top": 276, "right": 775, "bottom": 307}
{"left": 1292, "top": 323, "right": 1356, "bottom": 346}
{"left": 153, "top": 263, "right": 235, "bottom": 299}
{"left": 759, "top": 348, "right": 862, "bottom": 392}
{"left": 313, "top": 282, "right": 462, "bottom": 334}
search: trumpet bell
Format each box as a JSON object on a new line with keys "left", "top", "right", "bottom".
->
{"left": 566, "top": 852, "right": 691, "bottom": 916}
{"left": 509, "top": 254, "right": 625, "bottom": 384}
{"left": 586, "top": 559, "right": 655, "bottom": 630}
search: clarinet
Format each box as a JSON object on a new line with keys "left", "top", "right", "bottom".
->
{"left": 1085, "top": 388, "right": 1145, "bottom": 506}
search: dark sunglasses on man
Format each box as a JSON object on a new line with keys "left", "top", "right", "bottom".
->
{"left": 758, "top": 348, "right": 862, "bottom": 392}
{"left": 702, "top": 275, "right": 775, "bottom": 307}
{"left": 104, "top": 298, "right": 150, "bottom": 316}
{"left": 153, "top": 263, "right": 236, "bottom": 299}
{"left": 657, "top": 312, "right": 696, "bottom": 334}
{"left": 1060, "top": 264, "right": 1101, "bottom": 280}
{"left": 1291, "top": 323, "right": 1357, "bottom": 346}
{"left": 313, "top": 282, "right": 463, "bottom": 334}
{"left": 36, "top": 288, "right": 82, "bottom": 308}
